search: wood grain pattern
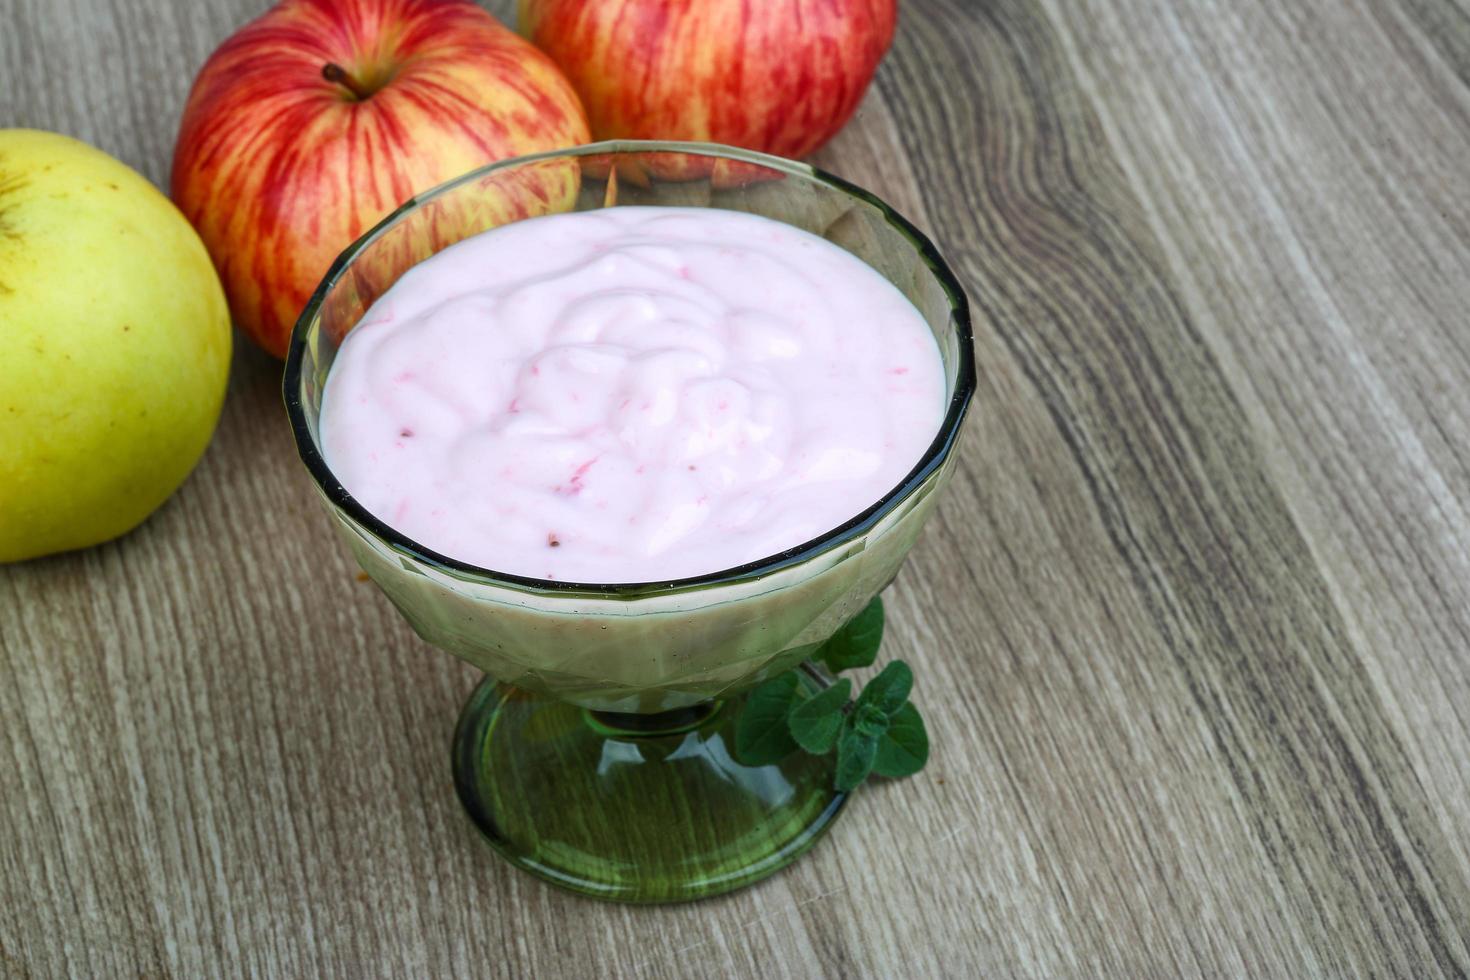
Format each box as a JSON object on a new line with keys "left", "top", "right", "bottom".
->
{"left": 4, "top": 0, "right": 1469, "bottom": 975}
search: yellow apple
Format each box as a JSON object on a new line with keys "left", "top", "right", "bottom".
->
{"left": 0, "top": 129, "right": 231, "bottom": 563}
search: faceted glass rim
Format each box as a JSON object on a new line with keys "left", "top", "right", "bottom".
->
{"left": 283, "top": 139, "right": 976, "bottom": 599}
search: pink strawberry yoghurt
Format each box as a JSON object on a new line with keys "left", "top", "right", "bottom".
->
{"left": 320, "top": 206, "right": 945, "bottom": 583}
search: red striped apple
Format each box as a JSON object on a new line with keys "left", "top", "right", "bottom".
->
{"left": 519, "top": 0, "right": 896, "bottom": 167}
{"left": 172, "top": 0, "right": 590, "bottom": 358}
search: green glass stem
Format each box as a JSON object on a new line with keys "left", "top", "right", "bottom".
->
{"left": 584, "top": 702, "right": 721, "bottom": 738}
{"left": 451, "top": 666, "right": 848, "bottom": 904}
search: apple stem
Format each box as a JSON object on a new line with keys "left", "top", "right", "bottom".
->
{"left": 322, "top": 62, "right": 370, "bottom": 100}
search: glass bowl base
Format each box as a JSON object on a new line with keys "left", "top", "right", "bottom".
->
{"left": 451, "top": 668, "right": 848, "bottom": 904}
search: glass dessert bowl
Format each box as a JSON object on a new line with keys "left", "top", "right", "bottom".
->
{"left": 283, "top": 141, "right": 975, "bottom": 904}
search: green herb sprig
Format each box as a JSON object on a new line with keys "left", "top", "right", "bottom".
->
{"left": 734, "top": 597, "right": 929, "bottom": 792}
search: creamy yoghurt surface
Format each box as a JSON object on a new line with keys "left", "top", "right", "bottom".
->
{"left": 320, "top": 206, "right": 946, "bottom": 583}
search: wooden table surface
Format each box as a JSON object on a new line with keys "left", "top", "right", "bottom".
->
{"left": 6, "top": 0, "right": 1470, "bottom": 976}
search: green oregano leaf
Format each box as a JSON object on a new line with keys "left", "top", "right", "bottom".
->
{"left": 835, "top": 723, "right": 879, "bottom": 792}
{"left": 788, "top": 677, "right": 852, "bottom": 754}
{"left": 851, "top": 702, "right": 890, "bottom": 739}
{"left": 733, "top": 610, "right": 929, "bottom": 791}
{"left": 856, "top": 659, "right": 913, "bottom": 717}
{"left": 872, "top": 701, "right": 929, "bottom": 778}
{"left": 734, "top": 672, "right": 803, "bottom": 765}
{"left": 816, "top": 597, "right": 885, "bottom": 672}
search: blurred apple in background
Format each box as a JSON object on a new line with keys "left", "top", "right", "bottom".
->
{"left": 172, "top": 0, "right": 590, "bottom": 359}
{"left": 519, "top": 0, "right": 896, "bottom": 161}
